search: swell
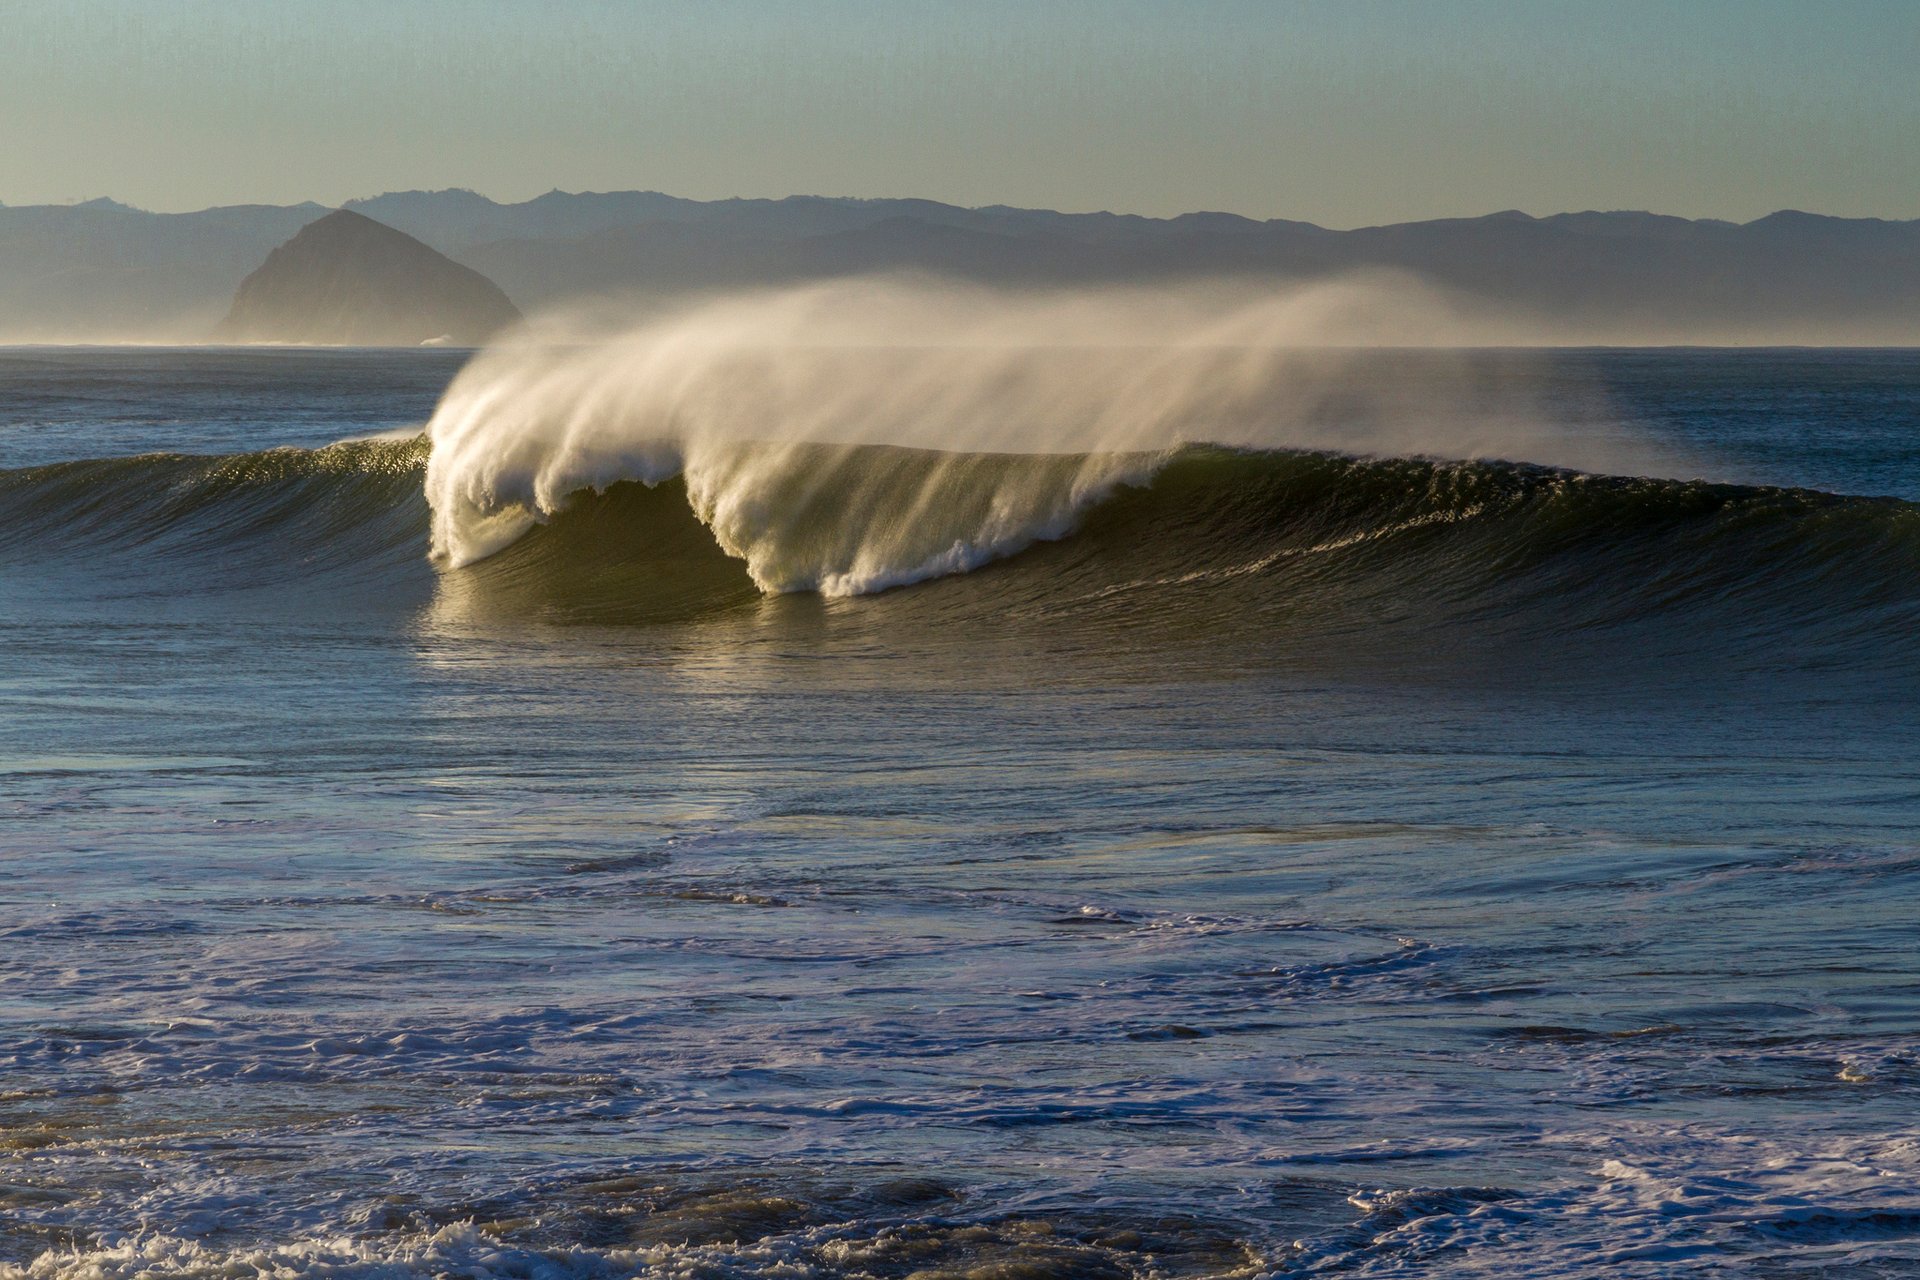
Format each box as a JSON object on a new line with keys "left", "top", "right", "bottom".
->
{"left": 2, "top": 438, "right": 1917, "bottom": 672}
{"left": 0, "top": 437, "right": 431, "bottom": 596}
{"left": 1060, "top": 448, "right": 1920, "bottom": 627}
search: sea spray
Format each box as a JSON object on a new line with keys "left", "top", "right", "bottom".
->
{"left": 422, "top": 275, "right": 1666, "bottom": 594}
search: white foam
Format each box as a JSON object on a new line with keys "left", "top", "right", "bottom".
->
{"left": 422, "top": 275, "right": 1641, "bottom": 596}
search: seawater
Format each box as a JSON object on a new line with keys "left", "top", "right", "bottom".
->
{"left": 1, "top": 346, "right": 1918, "bottom": 1277}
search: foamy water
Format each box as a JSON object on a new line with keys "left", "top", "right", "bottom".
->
{"left": 1, "top": 345, "right": 1918, "bottom": 1277}
{"left": 421, "top": 279, "right": 1682, "bottom": 590}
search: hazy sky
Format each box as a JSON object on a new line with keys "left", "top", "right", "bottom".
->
{"left": 5, "top": 0, "right": 1917, "bottom": 225}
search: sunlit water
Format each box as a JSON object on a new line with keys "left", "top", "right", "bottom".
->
{"left": 1, "top": 347, "right": 1918, "bottom": 1278}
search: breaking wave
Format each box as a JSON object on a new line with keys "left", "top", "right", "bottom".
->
{"left": 1, "top": 435, "right": 1916, "bottom": 676}
{"left": 417, "top": 277, "right": 1679, "bottom": 588}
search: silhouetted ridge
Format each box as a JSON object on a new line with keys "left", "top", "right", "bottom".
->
{"left": 6, "top": 191, "right": 1920, "bottom": 342}
{"left": 213, "top": 209, "right": 520, "bottom": 346}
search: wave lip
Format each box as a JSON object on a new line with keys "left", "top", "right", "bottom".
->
{"left": 427, "top": 436, "right": 1157, "bottom": 598}
{"left": 426, "top": 427, "right": 1160, "bottom": 599}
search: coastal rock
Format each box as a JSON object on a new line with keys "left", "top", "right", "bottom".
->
{"left": 214, "top": 209, "right": 520, "bottom": 346}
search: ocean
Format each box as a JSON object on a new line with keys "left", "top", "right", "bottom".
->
{"left": 1, "top": 342, "right": 1917, "bottom": 1277}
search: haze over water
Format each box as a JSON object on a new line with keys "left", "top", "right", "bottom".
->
{"left": 1, "top": 335, "right": 1918, "bottom": 1276}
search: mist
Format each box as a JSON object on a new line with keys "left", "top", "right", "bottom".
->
{"left": 423, "top": 273, "right": 1679, "bottom": 595}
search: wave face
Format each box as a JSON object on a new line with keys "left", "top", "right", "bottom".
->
{"left": 1061, "top": 446, "right": 1920, "bottom": 643}
{"left": 4, "top": 436, "right": 1917, "bottom": 678}
{"left": 439, "top": 438, "right": 1153, "bottom": 598}
{"left": 0, "top": 437, "right": 427, "bottom": 576}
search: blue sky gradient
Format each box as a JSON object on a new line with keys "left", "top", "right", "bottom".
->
{"left": 5, "top": 0, "right": 1916, "bottom": 223}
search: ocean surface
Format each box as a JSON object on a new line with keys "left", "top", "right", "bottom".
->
{"left": 2, "top": 344, "right": 1918, "bottom": 1278}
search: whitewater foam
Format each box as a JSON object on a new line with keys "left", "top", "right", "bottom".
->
{"left": 422, "top": 276, "right": 1659, "bottom": 596}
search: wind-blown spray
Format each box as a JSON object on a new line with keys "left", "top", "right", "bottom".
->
{"left": 424, "top": 274, "right": 1655, "bottom": 596}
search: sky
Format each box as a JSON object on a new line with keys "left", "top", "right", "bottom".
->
{"left": 4, "top": 0, "right": 1917, "bottom": 226}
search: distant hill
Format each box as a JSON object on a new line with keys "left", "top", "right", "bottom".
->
{"left": 1, "top": 188, "right": 1916, "bottom": 343}
{"left": 0, "top": 201, "right": 327, "bottom": 341}
{"left": 213, "top": 210, "right": 520, "bottom": 347}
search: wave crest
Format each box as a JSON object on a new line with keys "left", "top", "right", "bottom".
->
{"left": 421, "top": 277, "right": 1669, "bottom": 596}
{"left": 4, "top": 433, "right": 1916, "bottom": 680}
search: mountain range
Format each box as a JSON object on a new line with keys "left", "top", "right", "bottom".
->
{"left": 1, "top": 189, "right": 1915, "bottom": 344}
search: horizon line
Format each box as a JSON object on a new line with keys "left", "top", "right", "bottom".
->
{"left": 6, "top": 189, "right": 1918, "bottom": 233}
